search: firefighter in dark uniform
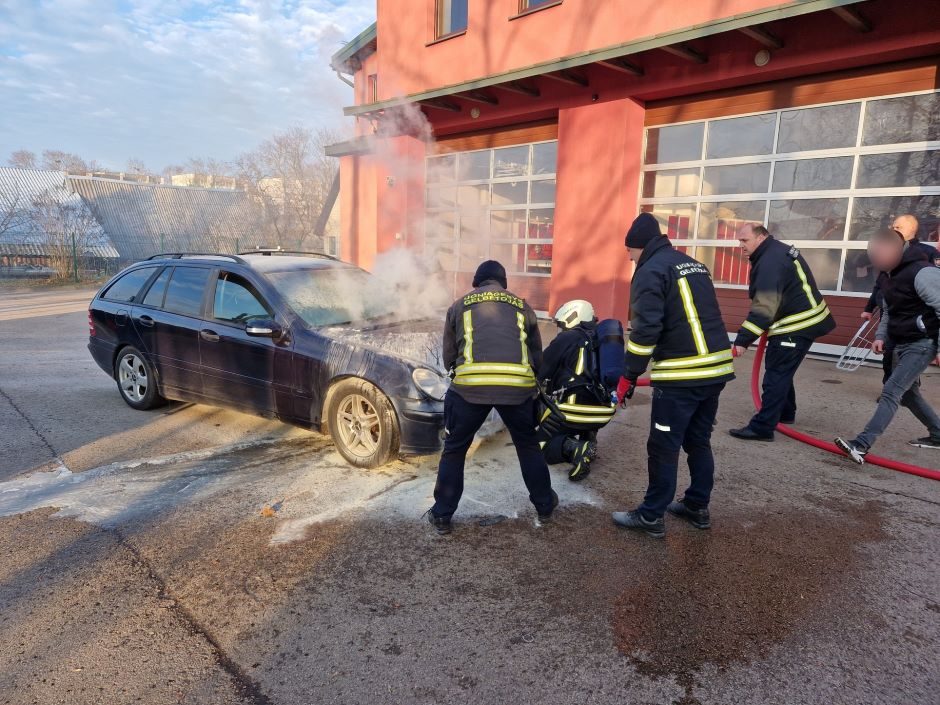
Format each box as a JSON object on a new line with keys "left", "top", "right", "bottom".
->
{"left": 537, "top": 299, "right": 619, "bottom": 482}
{"left": 728, "top": 224, "right": 836, "bottom": 441}
{"left": 426, "top": 260, "right": 557, "bottom": 535}
{"left": 611, "top": 213, "right": 735, "bottom": 539}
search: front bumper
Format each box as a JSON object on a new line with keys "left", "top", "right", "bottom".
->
{"left": 395, "top": 397, "right": 445, "bottom": 456}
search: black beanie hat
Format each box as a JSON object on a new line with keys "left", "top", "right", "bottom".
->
{"left": 473, "top": 260, "right": 508, "bottom": 289}
{"left": 625, "top": 212, "right": 662, "bottom": 249}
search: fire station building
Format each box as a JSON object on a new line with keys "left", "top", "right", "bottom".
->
{"left": 329, "top": 0, "right": 940, "bottom": 348}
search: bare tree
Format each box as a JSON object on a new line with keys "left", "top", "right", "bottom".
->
{"left": 234, "top": 126, "right": 339, "bottom": 250}
{"left": 40, "top": 150, "right": 97, "bottom": 174}
{"left": 0, "top": 181, "right": 30, "bottom": 238}
{"left": 127, "top": 157, "right": 148, "bottom": 175}
{"left": 8, "top": 150, "right": 37, "bottom": 169}
{"left": 181, "top": 156, "right": 233, "bottom": 187}
{"left": 29, "top": 190, "right": 101, "bottom": 280}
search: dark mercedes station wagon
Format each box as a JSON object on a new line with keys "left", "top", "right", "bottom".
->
{"left": 87, "top": 251, "right": 448, "bottom": 467}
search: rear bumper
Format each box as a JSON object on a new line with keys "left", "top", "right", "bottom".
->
{"left": 88, "top": 338, "right": 116, "bottom": 376}
{"left": 395, "top": 397, "right": 445, "bottom": 456}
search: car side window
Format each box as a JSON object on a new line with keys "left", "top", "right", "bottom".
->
{"left": 213, "top": 272, "right": 271, "bottom": 323}
{"left": 101, "top": 266, "right": 157, "bottom": 303}
{"left": 141, "top": 267, "right": 172, "bottom": 308}
{"left": 163, "top": 267, "right": 210, "bottom": 317}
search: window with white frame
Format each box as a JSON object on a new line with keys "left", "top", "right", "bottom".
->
{"left": 425, "top": 140, "right": 557, "bottom": 278}
{"left": 640, "top": 90, "right": 940, "bottom": 296}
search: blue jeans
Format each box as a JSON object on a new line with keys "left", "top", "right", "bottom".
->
{"left": 638, "top": 382, "right": 725, "bottom": 520}
{"left": 432, "top": 389, "right": 554, "bottom": 519}
{"left": 854, "top": 338, "right": 940, "bottom": 451}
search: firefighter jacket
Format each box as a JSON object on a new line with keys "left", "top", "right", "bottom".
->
{"left": 734, "top": 236, "right": 836, "bottom": 348}
{"left": 624, "top": 236, "right": 735, "bottom": 388}
{"left": 540, "top": 323, "right": 615, "bottom": 428}
{"left": 442, "top": 279, "right": 543, "bottom": 405}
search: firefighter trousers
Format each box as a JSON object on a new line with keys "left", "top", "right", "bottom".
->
{"left": 638, "top": 382, "right": 725, "bottom": 520}
{"left": 431, "top": 389, "right": 555, "bottom": 519}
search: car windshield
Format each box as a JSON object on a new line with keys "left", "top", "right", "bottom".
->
{"left": 264, "top": 267, "right": 399, "bottom": 327}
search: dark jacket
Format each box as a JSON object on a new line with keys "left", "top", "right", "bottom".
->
{"left": 734, "top": 236, "right": 836, "bottom": 348}
{"left": 442, "top": 279, "right": 543, "bottom": 405}
{"left": 624, "top": 236, "right": 735, "bottom": 388}
{"left": 865, "top": 238, "right": 939, "bottom": 313}
{"left": 876, "top": 246, "right": 940, "bottom": 345}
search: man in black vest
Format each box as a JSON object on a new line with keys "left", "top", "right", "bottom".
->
{"left": 836, "top": 229, "right": 940, "bottom": 462}
{"left": 426, "top": 260, "right": 557, "bottom": 535}
{"left": 729, "top": 224, "right": 836, "bottom": 441}
{"left": 861, "top": 214, "right": 939, "bottom": 382}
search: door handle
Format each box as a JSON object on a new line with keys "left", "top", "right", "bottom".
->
{"left": 137, "top": 315, "right": 154, "bottom": 328}
{"left": 200, "top": 329, "right": 220, "bottom": 342}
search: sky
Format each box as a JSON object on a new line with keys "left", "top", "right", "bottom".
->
{"left": 0, "top": 0, "right": 375, "bottom": 172}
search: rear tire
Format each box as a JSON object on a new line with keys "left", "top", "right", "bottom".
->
{"left": 327, "top": 378, "right": 400, "bottom": 468}
{"left": 114, "top": 346, "right": 165, "bottom": 410}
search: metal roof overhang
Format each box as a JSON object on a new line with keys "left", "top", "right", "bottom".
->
{"left": 332, "top": 22, "right": 378, "bottom": 73}
{"left": 343, "top": 0, "right": 867, "bottom": 117}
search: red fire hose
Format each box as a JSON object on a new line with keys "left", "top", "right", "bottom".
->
{"left": 750, "top": 336, "right": 940, "bottom": 481}
{"left": 627, "top": 339, "right": 939, "bottom": 481}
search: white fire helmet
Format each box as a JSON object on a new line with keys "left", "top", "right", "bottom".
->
{"left": 554, "top": 299, "right": 595, "bottom": 329}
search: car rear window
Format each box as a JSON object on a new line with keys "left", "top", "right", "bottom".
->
{"left": 141, "top": 267, "right": 172, "bottom": 307}
{"left": 163, "top": 267, "right": 210, "bottom": 317}
{"left": 101, "top": 266, "right": 157, "bottom": 303}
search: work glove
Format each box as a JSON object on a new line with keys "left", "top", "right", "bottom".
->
{"left": 616, "top": 376, "right": 637, "bottom": 407}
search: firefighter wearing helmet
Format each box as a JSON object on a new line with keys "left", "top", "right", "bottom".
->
{"left": 537, "top": 299, "right": 624, "bottom": 481}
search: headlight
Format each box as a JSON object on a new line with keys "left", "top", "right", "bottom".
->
{"left": 412, "top": 368, "right": 448, "bottom": 401}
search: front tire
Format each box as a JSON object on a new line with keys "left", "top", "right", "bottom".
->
{"left": 114, "top": 346, "right": 164, "bottom": 410}
{"left": 327, "top": 378, "right": 400, "bottom": 468}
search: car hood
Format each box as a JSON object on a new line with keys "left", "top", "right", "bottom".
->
{"left": 322, "top": 318, "right": 446, "bottom": 373}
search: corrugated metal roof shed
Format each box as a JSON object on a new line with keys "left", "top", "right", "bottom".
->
{"left": 68, "top": 176, "right": 266, "bottom": 261}
{"left": 0, "top": 167, "right": 119, "bottom": 258}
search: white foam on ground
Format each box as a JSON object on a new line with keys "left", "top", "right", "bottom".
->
{"left": 0, "top": 429, "right": 602, "bottom": 543}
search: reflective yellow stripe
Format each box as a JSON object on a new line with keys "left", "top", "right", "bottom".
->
{"left": 651, "top": 350, "right": 732, "bottom": 370}
{"left": 517, "top": 312, "right": 528, "bottom": 366}
{"left": 540, "top": 407, "right": 552, "bottom": 422}
{"left": 650, "top": 363, "right": 735, "bottom": 381}
{"left": 742, "top": 320, "right": 764, "bottom": 336}
{"left": 770, "top": 300, "right": 828, "bottom": 330}
{"left": 575, "top": 345, "right": 585, "bottom": 375}
{"left": 463, "top": 310, "right": 474, "bottom": 364}
{"left": 567, "top": 394, "right": 576, "bottom": 404}
{"left": 557, "top": 403, "right": 616, "bottom": 416}
{"left": 453, "top": 375, "right": 536, "bottom": 387}
{"left": 769, "top": 306, "right": 831, "bottom": 336}
{"left": 455, "top": 362, "right": 534, "bottom": 377}
{"left": 627, "top": 339, "right": 655, "bottom": 355}
{"left": 562, "top": 413, "right": 616, "bottom": 424}
{"left": 677, "top": 277, "right": 707, "bottom": 355}
{"left": 793, "top": 259, "right": 817, "bottom": 308}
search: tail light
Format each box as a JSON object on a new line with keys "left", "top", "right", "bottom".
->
{"left": 88, "top": 308, "right": 96, "bottom": 337}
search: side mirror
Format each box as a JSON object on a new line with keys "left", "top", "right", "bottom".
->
{"left": 245, "top": 318, "right": 282, "bottom": 338}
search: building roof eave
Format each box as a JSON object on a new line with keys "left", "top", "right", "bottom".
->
{"left": 331, "top": 22, "right": 378, "bottom": 73}
{"left": 343, "top": 0, "right": 866, "bottom": 116}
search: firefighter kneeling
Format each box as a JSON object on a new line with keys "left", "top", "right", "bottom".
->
{"left": 537, "top": 300, "right": 624, "bottom": 481}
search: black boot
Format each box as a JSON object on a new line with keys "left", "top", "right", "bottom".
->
{"left": 667, "top": 499, "right": 711, "bottom": 529}
{"left": 424, "top": 508, "right": 452, "bottom": 535}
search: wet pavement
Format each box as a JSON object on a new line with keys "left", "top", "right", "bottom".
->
{"left": 0, "top": 287, "right": 938, "bottom": 705}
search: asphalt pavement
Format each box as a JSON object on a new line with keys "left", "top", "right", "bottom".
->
{"left": 0, "top": 285, "right": 938, "bottom": 705}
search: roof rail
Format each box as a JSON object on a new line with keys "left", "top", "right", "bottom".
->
{"left": 146, "top": 253, "right": 248, "bottom": 264}
{"left": 238, "top": 247, "right": 339, "bottom": 261}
